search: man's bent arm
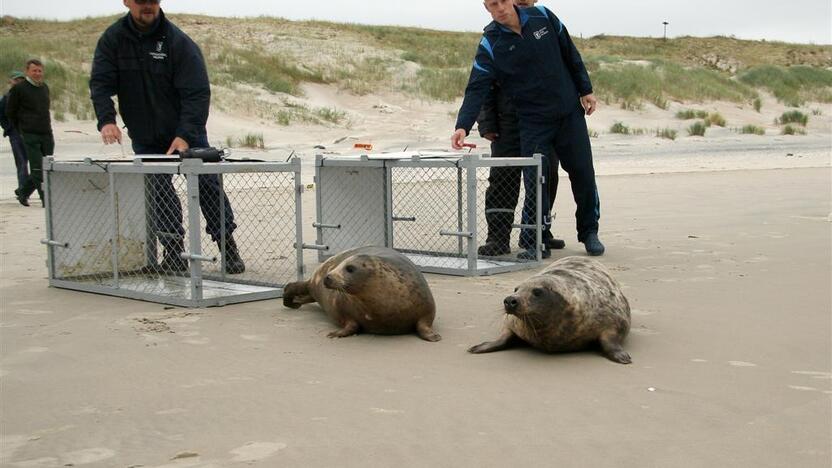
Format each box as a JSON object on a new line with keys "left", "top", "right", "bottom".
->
{"left": 173, "top": 38, "right": 210, "bottom": 146}
{"left": 90, "top": 34, "right": 120, "bottom": 130}
{"left": 455, "top": 38, "right": 498, "bottom": 135}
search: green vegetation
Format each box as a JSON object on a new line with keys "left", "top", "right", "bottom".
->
{"left": 655, "top": 128, "right": 678, "bottom": 140}
{"left": 610, "top": 122, "right": 630, "bottom": 134}
{"left": 781, "top": 125, "right": 806, "bottom": 135}
{"left": 776, "top": 110, "right": 809, "bottom": 126}
{"left": 739, "top": 125, "right": 765, "bottom": 135}
{"left": 706, "top": 112, "right": 726, "bottom": 127}
{"left": 1, "top": 14, "right": 830, "bottom": 123}
{"left": 676, "top": 109, "right": 710, "bottom": 119}
{"left": 738, "top": 65, "right": 832, "bottom": 106}
{"left": 226, "top": 133, "right": 265, "bottom": 149}
{"left": 687, "top": 121, "right": 708, "bottom": 136}
{"left": 587, "top": 128, "right": 599, "bottom": 138}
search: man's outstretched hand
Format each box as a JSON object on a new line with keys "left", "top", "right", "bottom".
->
{"left": 451, "top": 129, "right": 467, "bottom": 150}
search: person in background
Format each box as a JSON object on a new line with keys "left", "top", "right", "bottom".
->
{"left": 0, "top": 71, "right": 29, "bottom": 198}
{"left": 6, "top": 59, "right": 53, "bottom": 207}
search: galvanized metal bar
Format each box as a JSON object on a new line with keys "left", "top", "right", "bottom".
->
{"left": 183, "top": 160, "right": 204, "bottom": 302}
{"left": 40, "top": 239, "right": 69, "bottom": 248}
{"left": 109, "top": 171, "right": 120, "bottom": 288}
{"left": 300, "top": 243, "right": 329, "bottom": 251}
{"left": 534, "top": 154, "right": 543, "bottom": 262}
{"left": 293, "top": 158, "right": 305, "bottom": 280}
{"left": 465, "top": 154, "right": 479, "bottom": 275}
{"left": 384, "top": 165, "right": 394, "bottom": 248}
{"left": 391, "top": 216, "right": 416, "bottom": 222}
{"left": 315, "top": 155, "right": 326, "bottom": 263}
{"left": 42, "top": 157, "right": 57, "bottom": 281}
{"left": 218, "top": 171, "right": 227, "bottom": 281}
{"left": 439, "top": 230, "right": 473, "bottom": 238}
{"left": 180, "top": 253, "right": 218, "bottom": 263}
{"left": 456, "top": 166, "right": 463, "bottom": 256}
{"left": 312, "top": 222, "right": 341, "bottom": 229}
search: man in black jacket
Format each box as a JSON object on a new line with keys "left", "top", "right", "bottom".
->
{"left": 453, "top": 0, "right": 605, "bottom": 257}
{"left": 90, "top": 0, "right": 245, "bottom": 273}
{"left": 6, "top": 59, "right": 53, "bottom": 207}
{"left": 0, "top": 71, "right": 29, "bottom": 197}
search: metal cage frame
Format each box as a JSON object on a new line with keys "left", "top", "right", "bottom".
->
{"left": 311, "top": 152, "right": 544, "bottom": 276}
{"left": 42, "top": 157, "right": 305, "bottom": 308}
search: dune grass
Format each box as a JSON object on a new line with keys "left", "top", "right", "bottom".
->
{"left": 687, "top": 121, "right": 708, "bottom": 136}
{"left": 776, "top": 110, "right": 809, "bottom": 126}
{"left": 739, "top": 65, "right": 832, "bottom": 106}
{"left": 739, "top": 125, "right": 766, "bottom": 135}
{"left": 655, "top": 128, "right": 678, "bottom": 140}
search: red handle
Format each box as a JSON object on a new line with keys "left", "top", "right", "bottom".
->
{"left": 354, "top": 143, "right": 373, "bottom": 150}
{"left": 462, "top": 143, "right": 477, "bottom": 149}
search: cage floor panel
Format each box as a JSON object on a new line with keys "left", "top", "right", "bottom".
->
{"left": 403, "top": 253, "right": 525, "bottom": 270}
{"left": 71, "top": 274, "right": 278, "bottom": 300}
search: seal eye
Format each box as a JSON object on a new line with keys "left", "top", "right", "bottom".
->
{"left": 345, "top": 265, "right": 356, "bottom": 274}
{"left": 532, "top": 288, "right": 544, "bottom": 297}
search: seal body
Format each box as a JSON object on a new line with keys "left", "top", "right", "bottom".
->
{"left": 469, "top": 256, "right": 631, "bottom": 363}
{"left": 283, "top": 246, "right": 440, "bottom": 341}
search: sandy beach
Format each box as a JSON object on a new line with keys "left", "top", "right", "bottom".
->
{"left": 1, "top": 111, "right": 830, "bottom": 467}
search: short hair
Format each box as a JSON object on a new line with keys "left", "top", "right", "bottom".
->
{"left": 25, "top": 58, "right": 43, "bottom": 69}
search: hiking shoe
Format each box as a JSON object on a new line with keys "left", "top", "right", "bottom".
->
{"left": 544, "top": 237, "right": 566, "bottom": 250}
{"left": 517, "top": 247, "right": 551, "bottom": 260}
{"left": 583, "top": 232, "right": 605, "bottom": 256}
{"left": 477, "top": 242, "right": 511, "bottom": 256}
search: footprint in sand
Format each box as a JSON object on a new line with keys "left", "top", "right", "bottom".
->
{"left": 61, "top": 447, "right": 116, "bottom": 465}
{"left": 229, "top": 442, "right": 287, "bottom": 462}
{"left": 727, "top": 361, "right": 758, "bottom": 367}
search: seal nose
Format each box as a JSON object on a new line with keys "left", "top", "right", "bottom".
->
{"left": 323, "top": 274, "right": 334, "bottom": 289}
{"left": 504, "top": 296, "right": 519, "bottom": 313}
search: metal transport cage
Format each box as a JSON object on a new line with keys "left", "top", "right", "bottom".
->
{"left": 311, "top": 152, "right": 544, "bottom": 276}
{"left": 42, "top": 157, "right": 304, "bottom": 308}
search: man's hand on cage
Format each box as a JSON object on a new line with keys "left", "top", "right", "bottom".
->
{"left": 100, "top": 123, "right": 122, "bottom": 145}
{"left": 166, "top": 137, "right": 190, "bottom": 155}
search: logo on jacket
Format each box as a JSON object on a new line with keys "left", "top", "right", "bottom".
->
{"left": 533, "top": 27, "right": 549, "bottom": 40}
{"left": 150, "top": 41, "right": 167, "bottom": 60}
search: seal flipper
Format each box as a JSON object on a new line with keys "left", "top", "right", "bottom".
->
{"left": 327, "top": 319, "right": 360, "bottom": 338}
{"left": 599, "top": 330, "right": 632, "bottom": 364}
{"left": 283, "top": 281, "right": 314, "bottom": 309}
{"left": 468, "top": 329, "right": 521, "bottom": 354}
{"left": 416, "top": 319, "right": 441, "bottom": 342}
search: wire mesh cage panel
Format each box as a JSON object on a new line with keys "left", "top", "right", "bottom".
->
{"left": 313, "top": 153, "right": 543, "bottom": 276}
{"left": 43, "top": 158, "right": 304, "bottom": 307}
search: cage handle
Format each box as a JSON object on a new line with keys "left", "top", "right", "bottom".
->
{"left": 179, "top": 252, "right": 218, "bottom": 263}
{"left": 40, "top": 239, "right": 69, "bottom": 248}
{"left": 439, "top": 230, "right": 473, "bottom": 239}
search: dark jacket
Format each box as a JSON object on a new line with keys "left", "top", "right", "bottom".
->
{"left": 6, "top": 80, "right": 52, "bottom": 135}
{"left": 456, "top": 5, "right": 592, "bottom": 134}
{"left": 476, "top": 83, "right": 521, "bottom": 155}
{"left": 0, "top": 93, "right": 11, "bottom": 136}
{"left": 90, "top": 10, "right": 210, "bottom": 146}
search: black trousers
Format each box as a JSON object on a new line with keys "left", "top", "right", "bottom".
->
{"left": 519, "top": 106, "right": 599, "bottom": 244}
{"left": 483, "top": 135, "right": 559, "bottom": 248}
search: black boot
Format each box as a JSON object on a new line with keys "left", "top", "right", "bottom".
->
{"left": 160, "top": 240, "right": 188, "bottom": 272}
{"left": 220, "top": 236, "right": 246, "bottom": 274}
{"left": 582, "top": 232, "right": 605, "bottom": 256}
{"left": 478, "top": 211, "right": 513, "bottom": 256}
{"left": 14, "top": 188, "right": 29, "bottom": 207}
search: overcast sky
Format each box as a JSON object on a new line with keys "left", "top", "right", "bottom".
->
{"left": 2, "top": 0, "right": 830, "bottom": 44}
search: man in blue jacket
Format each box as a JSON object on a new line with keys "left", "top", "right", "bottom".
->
{"left": 452, "top": 0, "right": 605, "bottom": 257}
{"left": 90, "top": 0, "right": 245, "bottom": 273}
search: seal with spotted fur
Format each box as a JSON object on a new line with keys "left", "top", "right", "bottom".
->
{"left": 283, "top": 246, "right": 440, "bottom": 341}
{"left": 468, "top": 256, "right": 631, "bottom": 363}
